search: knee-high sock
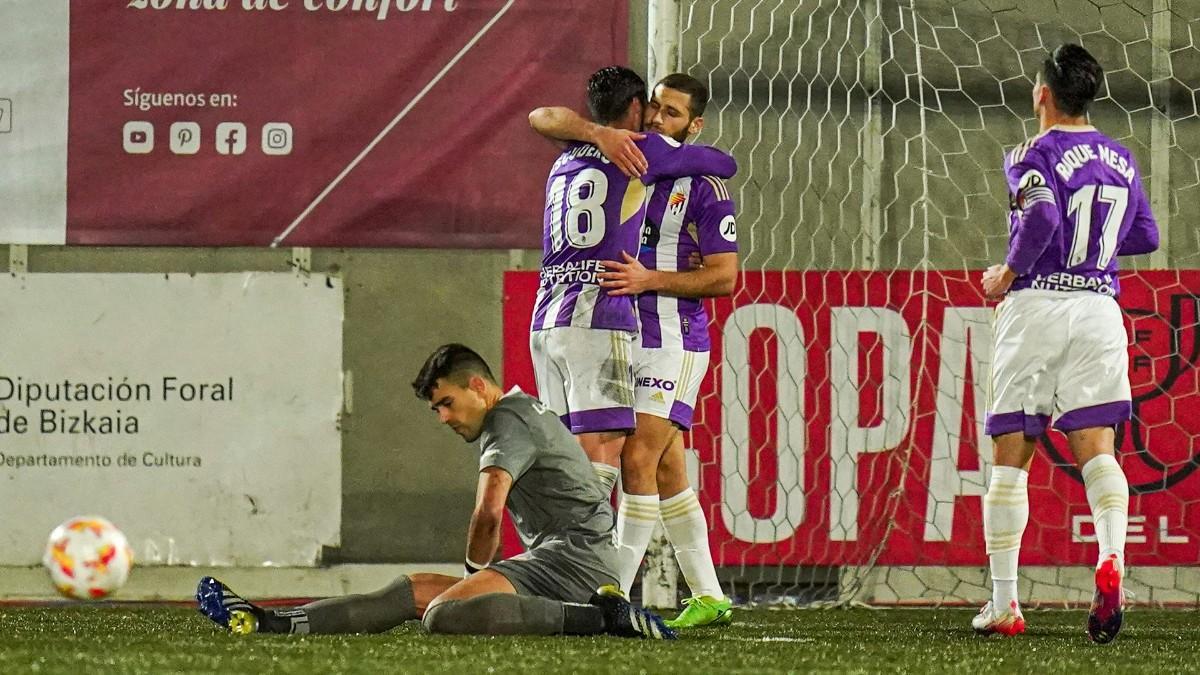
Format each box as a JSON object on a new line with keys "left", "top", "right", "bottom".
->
{"left": 265, "top": 576, "right": 416, "bottom": 634}
{"left": 1082, "top": 454, "right": 1129, "bottom": 570}
{"left": 660, "top": 487, "right": 723, "bottom": 599}
{"left": 983, "top": 466, "right": 1029, "bottom": 611}
{"left": 421, "top": 593, "right": 604, "bottom": 636}
{"left": 592, "top": 462, "right": 619, "bottom": 496}
{"left": 616, "top": 493, "right": 660, "bottom": 595}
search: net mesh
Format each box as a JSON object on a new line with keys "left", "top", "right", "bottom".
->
{"left": 651, "top": 0, "right": 1200, "bottom": 608}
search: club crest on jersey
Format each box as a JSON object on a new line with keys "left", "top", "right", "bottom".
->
{"left": 1041, "top": 292, "right": 1200, "bottom": 494}
{"left": 669, "top": 192, "right": 688, "bottom": 214}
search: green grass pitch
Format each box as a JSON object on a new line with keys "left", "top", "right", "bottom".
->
{"left": 1, "top": 604, "right": 1196, "bottom": 674}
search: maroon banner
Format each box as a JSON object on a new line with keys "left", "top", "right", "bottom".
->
{"left": 502, "top": 271, "right": 1200, "bottom": 566}
{"left": 68, "top": 0, "right": 626, "bottom": 247}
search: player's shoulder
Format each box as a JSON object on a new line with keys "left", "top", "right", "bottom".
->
{"left": 636, "top": 132, "right": 683, "bottom": 152}
{"left": 1005, "top": 133, "right": 1054, "bottom": 168}
{"left": 1090, "top": 130, "right": 1135, "bottom": 157}
{"left": 692, "top": 174, "right": 732, "bottom": 202}
{"left": 493, "top": 393, "right": 536, "bottom": 418}
{"left": 483, "top": 395, "right": 537, "bottom": 434}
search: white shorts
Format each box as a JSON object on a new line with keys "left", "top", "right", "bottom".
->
{"left": 632, "top": 345, "right": 709, "bottom": 430}
{"left": 529, "top": 326, "right": 635, "bottom": 434}
{"left": 986, "top": 290, "right": 1132, "bottom": 436}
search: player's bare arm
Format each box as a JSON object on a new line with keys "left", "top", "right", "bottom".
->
{"left": 599, "top": 250, "right": 736, "bottom": 297}
{"left": 528, "top": 106, "right": 647, "bottom": 177}
{"left": 465, "top": 466, "right": 512, "bottom": 574}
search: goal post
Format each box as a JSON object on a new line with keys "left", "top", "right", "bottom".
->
{"left": 640, "top": 0, "right": 1200, "bottom": 609}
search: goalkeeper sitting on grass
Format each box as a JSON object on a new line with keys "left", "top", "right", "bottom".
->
{"left": 197, "top": 344, "right": 674, "bottom": 640}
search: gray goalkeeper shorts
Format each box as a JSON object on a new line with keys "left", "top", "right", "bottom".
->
{"left": 490, "top": 533, "right": 618, "bottom": 604}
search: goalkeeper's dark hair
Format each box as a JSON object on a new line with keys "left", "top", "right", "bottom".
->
{"left": 587, "top": 66, "right": 648, "bottom": 124}
{"left": 1041, "top": 43, "right": 1103, "bottom": 117}
{"left": 656, "top": 73, "right": 710, "bottom": 118}
{"left": 412, "top": 343, "right": 496, "bottom": 401}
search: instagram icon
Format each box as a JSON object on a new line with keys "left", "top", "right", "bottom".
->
{"left": 261, "top": 123, "right": 293, "bottom": 156}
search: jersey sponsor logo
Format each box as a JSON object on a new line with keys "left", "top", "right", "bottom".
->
{"left": 539, "top": 259, "right": 604, "bottom": 286}
{"left": 718, "top": 214, "right": 737, "bottom": 242}
{"left": 636, "top": 376, "right": 676, "bottom": 391}
{"left": 1027, "top": 271, "right": 1116, "bottom": 296}
{"left": 668, "top": 191, "right": 687, "bottom": 214}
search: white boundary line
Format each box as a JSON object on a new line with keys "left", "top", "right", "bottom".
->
{"left": 271, "top": 0, "right": 517, "bottom": 247}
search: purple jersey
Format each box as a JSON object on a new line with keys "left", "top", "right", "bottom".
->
{"left": 1003, "top": 126, "right": 1159, "bottom": 297}
{"left": 637, "top": 175, "right": 737, "bottom": 352}
{"left": 532, "top": 134, "right": 737, "bottom": 333}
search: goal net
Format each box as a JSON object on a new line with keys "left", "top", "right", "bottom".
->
{"left": 641, "top": 0, "right": 1200, "bottom": 609}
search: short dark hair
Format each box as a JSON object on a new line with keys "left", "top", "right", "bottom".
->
{"left": 1041, "top": 43, "right": 1103, "bottom": 117}
{"left": 656, "top": 73, "right": 710, "bottom": 118}
{"left": 411, "top": 343, "right": 496, "bottom": 401}
{"left": 587, "top": 66, "right": 647, "bottom": 124}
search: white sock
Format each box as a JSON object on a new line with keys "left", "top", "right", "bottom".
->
{"left": 592, "top": 462, "right": 619, "bottom": 497}
{"left": 1082, "top": 454, "right": 1129, "bottom": 572}
{"left": 615, "top": 493, "right": 660, "bottom": 595}
{"left": 660, "top": 488, "right": 724, "bottom": 600}
{"left": 984, "top": 466, "right": 1029, "bottom": 612}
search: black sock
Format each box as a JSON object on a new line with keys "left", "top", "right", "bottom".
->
{"left": 261, "top": 608, "right": 309, "bottom": 634}
{"left": 561, "top": 603, "right": 606, "bottom": 635}
{"left": 252, "top": 576, "right": 416, "bottom": 635}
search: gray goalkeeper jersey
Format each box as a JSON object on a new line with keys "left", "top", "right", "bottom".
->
{"left": 478, "top": 388, "right": 617, "bottom": 555}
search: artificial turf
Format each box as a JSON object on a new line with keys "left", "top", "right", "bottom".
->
{"left": 0, "top": 604, "right": 1196, "bottom": 674}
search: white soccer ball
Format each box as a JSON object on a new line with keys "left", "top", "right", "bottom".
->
{"left": 42, "top": 516, "right": 134, "bottom": 600}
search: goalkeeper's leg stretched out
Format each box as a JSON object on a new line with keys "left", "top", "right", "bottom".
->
{"left": 197, "top": 564, "right": 675, "bottom": 639}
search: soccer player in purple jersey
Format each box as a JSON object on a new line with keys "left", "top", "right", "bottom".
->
{"left": 530, "top": 73, "right": 738, "bottom": 628}
{"left": 526, "top": 66, "right": 737, "bottom": 498}
{"left": 974, "top": 44, "right": 1159, "bottom": 643}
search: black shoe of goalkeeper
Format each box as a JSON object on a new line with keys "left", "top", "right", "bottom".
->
{"left": 589, "top": 588, "right": 677, "bottom": 640}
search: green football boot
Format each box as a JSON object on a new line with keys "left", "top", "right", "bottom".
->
{"left": 664, "top": 595, "right": 733, "bottom": 628}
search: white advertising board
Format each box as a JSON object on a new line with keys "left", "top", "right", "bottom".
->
{"left": 0, "top": 273, "right": 342, "bottom": 566}
{"left": 0, "top": 0, "right": 68, "bottom": 244}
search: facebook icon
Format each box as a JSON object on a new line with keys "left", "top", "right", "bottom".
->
{"left": 215, "top": 122, "right": 247, "bottom": 155}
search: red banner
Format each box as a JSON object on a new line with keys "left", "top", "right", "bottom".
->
{"left": 502, "top": 271, "right": 1200, "bottom": 566}
{"left": 67, "top": 0, "right": 626, "bottom": 246}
